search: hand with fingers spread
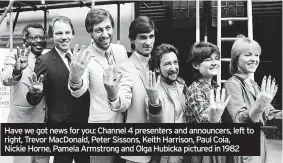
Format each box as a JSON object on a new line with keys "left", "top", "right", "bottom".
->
{"left": 208, "top": 87, "right": 231, "bottom": 123}
{"left": 69, "top": 44, "right": 91, "bottom": 83}
{"left": 103, "top": 64, "right": 122, "bottom": 101}
{"left": 255, "top": 76, "right": 278, "bottom": 111}
{"left": 145, "top": 71, "right": 161, "bottom": 105}
{"left": 14, "top": 45, "right": 31, "bottom": 74}
{"left": 23, "top": 72, "right": 44, "bottom": 94}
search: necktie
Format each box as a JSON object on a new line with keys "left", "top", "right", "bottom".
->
{"left": 65, "top": 53, "right": 72, "bottom": 67}
{"left": 148, "top": 57, "right": 153, "bottom": 71}
{"left": 105, "top": 51, "right": 113, "bottom": 65}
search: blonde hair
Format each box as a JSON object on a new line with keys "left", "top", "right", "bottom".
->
{"left": 229, "top": 35, "right": 261, "bottom": 75}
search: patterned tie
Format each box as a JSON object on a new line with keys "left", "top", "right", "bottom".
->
{"left": 65, "top": 53, "right": 72, "bottom": 67}
{"left": 105, "top": 51, "right": 113, "bottom": 65}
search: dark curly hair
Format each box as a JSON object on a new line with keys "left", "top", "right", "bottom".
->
{"left": 85, "top": 8, "right": 115, "bottom": 33}
{"left": 22, "top": 22, "right": 44, "bottom": 43}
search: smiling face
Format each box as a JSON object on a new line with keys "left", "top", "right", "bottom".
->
{"left": 159, "top": 52, "right": 179, "bottom": 84}
{"left": 52, "top": 21, "right": 74, "bottom": 52}
{"left": 132, "top": 30, "right": 155, "bottom": 57}
{"left": 237, "top": 48, "right": 260, "bottom": 75}
{"left": 91, "top": 18, "right": 113, "bottom": 50}
{"left": 193, "top": 53, "right": 220, "bottom": 80}
{"left": 25, "top": 27, "right": 46, "bottom": 56}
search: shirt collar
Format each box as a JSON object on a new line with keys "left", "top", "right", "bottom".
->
{"left": 92, "top": 40, "right": 111, "bottom": 56}
{"left": 29, "top": 51, "right": 37, "bottom": 59}
{"left": 134, "top": 51, "right": 150, "bottom": 66}
{"left": 197, "top": 78, "right": 219, "bottom": 89}
{"left": 55, "top": 46, "right": 72, "bottom": 58}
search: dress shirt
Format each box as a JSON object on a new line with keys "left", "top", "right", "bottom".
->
{"left": 55, "top": 47, "right": 72, "bottom": 70}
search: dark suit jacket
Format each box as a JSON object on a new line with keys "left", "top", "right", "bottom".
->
{"left": 27, "top": 47, "right": 90, "bottom": 123}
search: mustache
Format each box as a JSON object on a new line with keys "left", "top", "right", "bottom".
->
{"left": 168, "top": 70, "right": 178, "bottom": 75}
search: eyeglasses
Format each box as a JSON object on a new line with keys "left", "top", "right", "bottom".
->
{"left": 27, "top": 35, "right": 47, "bottom": 41}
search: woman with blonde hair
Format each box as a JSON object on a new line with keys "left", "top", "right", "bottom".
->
{"left": 224, "top": 35, "right": 282, "bottom": 163}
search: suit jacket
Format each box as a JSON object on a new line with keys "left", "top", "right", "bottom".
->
{"left": 224, "top": 73, "right": 281, "bottom": 124}
{"left": 147, "top": 78, "right": 187, "bottom": 123}
{"left": 1, "top": 51, "right": 45, "bottom": 123}
{"left": 69, "top": 43, "right": 128, "bottom": 123}
{"left": 109, "top": 52, "right": 151, "bottom": 163}
{"left": 27, "top": 48, "right": 90, "bottom": 123}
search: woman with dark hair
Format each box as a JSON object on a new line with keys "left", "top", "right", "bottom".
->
{"left": 224, "top": 35, "right": 281, "bottom": 163}
{"left": 185, "top": 41, "right": 230, "bottom": 163}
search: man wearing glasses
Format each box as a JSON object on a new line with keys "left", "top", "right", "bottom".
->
{"left": 1, "top": 22, "right": 49, "bottom": 163}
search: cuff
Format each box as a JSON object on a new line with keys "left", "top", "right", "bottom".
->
{"left": 148, "top": 99, "right": 162, "bottom": 115}
{"left": 12, "top": 69, "right": 22, "bottom": 81}
{"left": 69, "top": 78, "right": 83, "bottom": 91}
{"left": 109, "top": 96, "right": 121, "bottom": 111}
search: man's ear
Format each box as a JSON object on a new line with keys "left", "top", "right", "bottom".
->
{"left": 155, "top": 67, "right": 160, "bottom": 73}
{"left": 192, "top": 62, "right": 199, "bottom": 70}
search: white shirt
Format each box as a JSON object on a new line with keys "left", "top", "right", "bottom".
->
{"left": 92, "top": 41, "right": 116, "bottom": 66}
{"left": 134, "top": 51, "right": 150, "bottom": 72}
{"left": 55, "top": 47, "right": 72, "bottom": 70}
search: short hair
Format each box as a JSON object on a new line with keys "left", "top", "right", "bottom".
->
{"left": 229, "top": 35, "right": 261, "bottom": 75}
{"left": 48, "top": 16, "right": 75, "bottom": 38}
{"left": 85, "top": 8, "right": 115, "bottom": 33}
{"left": 22, "top": 22, "right": 44, "bottom": 42}
{"left": 188, "top": 41, "right": 220, "bottom": 80}
{"left": 151, "top": 43, "right": 179, "bottom": 70}
{"left": 128, "top": 16, "right": 156, "bottom": 50}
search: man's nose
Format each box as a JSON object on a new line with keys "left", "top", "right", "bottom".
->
{"left": 102, "top": 30, "right": 108, "bottom": 37}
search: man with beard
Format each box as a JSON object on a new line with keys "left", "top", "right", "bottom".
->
{"left": 67, "top": 8, "right": 128, "bottom": 163}
{"left": 103, "top": 16, "right": 155, "bottom": 163}
{"left": 145, "top": 44, "right": 188, "bottom": 163}
{"left": 1, "top": 23, "right": 49, "bottom": 163}
{"left": 26, "top": 16, "right": 90, "bottom": 163}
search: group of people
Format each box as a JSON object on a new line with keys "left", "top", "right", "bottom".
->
{"left": 1, "top": 7, "right": 281, "bottom": 163}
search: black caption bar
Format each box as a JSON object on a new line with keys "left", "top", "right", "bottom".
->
{"left": 1, "top": 123, "right": 260, "bottom": 156}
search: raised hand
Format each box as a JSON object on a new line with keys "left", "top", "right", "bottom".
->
{"left": 14, "top": 45, "right": 31, "bottom": 73}
{"left": 23, "top": 72, "right": 44, "bottom": 94}
{"left": 208, "top": 87, "right": 231, "bottom": 123}
{"left": 69, "top": 44, "right": 91, "bottom": 83}
{"left": 255, "top": 76, "right": 278, "bottom": 111}
{"left": 145, "top": 70, "right": 161, "bottom": 105}
{"left": 103, "top": 64, "right": 122, "bottom": 101}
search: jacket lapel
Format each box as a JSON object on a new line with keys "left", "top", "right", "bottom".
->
{"left": 50, "top": 48, "right": 69, "bottom": 79}
{"left": 87, "top": 44, "right": 108, "bottom": 70}
{"left": 131, "top": 53, "right": 147, "bottom": 88}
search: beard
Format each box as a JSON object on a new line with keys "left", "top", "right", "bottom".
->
{"left": 93, "top": 36, "right": 112, "bottom": 50}
{"left": 160, "top": 70, "right": 178, "bottom": 85}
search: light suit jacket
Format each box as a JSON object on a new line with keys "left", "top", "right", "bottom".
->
{"left": 109, "top": 52, "right": 151, "bottom": 163}
{"left": 69, "top": 43, "right": 128, "bottom": 123}
{"left": 1, "top": 52, "right": 45, "bottom": 123}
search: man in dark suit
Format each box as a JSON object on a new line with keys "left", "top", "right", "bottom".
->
{"left": 26, "top": 16, "right": 90, "bottom": 163}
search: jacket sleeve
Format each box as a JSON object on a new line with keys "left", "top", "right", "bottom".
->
{"left": 109, "top": 64, "right": 134, "bottom": 113}
{"left": 224, "top": 81, "right": 253, "bottom": 123}
{"left": 146, "top": 98, "right": 164, "bottom": 123}
{"left": 26, "top": 58, "right": 46, "bottom": 106}
{"left": 1, "top": 52, "right": 22, "bottom": 86}
{"left": 187, "top": 87, "right": 210, "bottom": 123}
{"left": 68, "top": 66, "right": 89, "bottom": 98}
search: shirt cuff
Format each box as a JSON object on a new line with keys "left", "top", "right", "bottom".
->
{"left": 69, "top": 78, "right": 83, "bottom": 91}
{"left": 148, "top": 99, "right": 162, "bottom": 115}
{"left": 12, "top": 69, "right": 23, "bottom": 81}
{"left": 109, "top": 96, "right": 121, "bottom": 111}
